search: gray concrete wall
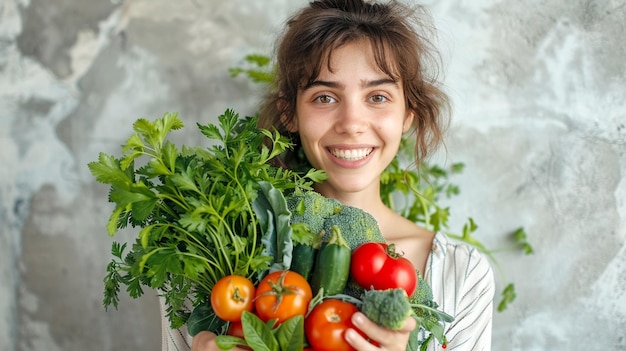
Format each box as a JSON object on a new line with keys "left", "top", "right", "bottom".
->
{"left": 1, "top": 0, "right": 624, "bottom": 350}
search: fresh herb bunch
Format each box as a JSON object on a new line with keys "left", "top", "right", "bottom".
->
{"left": 88, "top": 109, "right": 326, "bottom": 328}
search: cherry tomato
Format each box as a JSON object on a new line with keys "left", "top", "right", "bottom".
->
{"left": 305, "top": 299, "right": 360, "bottom": 351}
{"left": 210, "top": 275, "right": 256, "bottom": 322}
{"left": 254, "top": 270, "right": 312, "bottom": 324}
{"left": 350, "top": 242, "right": 418, "bottom": 296}
{"left": 227, "top": 321, "right": 252, "bottom": 351}
{"left": 227, "top": 321, "right": 245, "bottom": 338}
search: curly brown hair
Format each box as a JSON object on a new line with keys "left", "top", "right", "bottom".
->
{"left": 258, "top": 0, "right": 450, "bottom": 168}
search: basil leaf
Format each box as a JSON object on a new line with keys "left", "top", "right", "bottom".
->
{"left": 275, "top": 315, "right": 304, "bottom": 351}
{"left": 241, "top": 311, "right": 278, "bottom": 351}
{"left": 215, "top": 335, "right": 247, "bottom": 350}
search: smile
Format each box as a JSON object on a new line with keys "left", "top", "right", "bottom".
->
{"left": 329, "top": 148, "right": 373, "bottom": 161}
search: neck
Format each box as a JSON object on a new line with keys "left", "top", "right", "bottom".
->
{"left": 314, "top": 183, "right": 389, "bottom": 221}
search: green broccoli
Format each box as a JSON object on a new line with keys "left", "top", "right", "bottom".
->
{"left": 408, "top": 274, "right": 454, "bottom": 347}
{"left": 410, "top": 274, "right": 434, "bottom": 306}
{"left": 409, "top": 274, "right": 442, "bottom": 326}
{"left": 286, "top": 191, "right": 342, "bottom": 237}
{"left": 321, "top": 204, "right": 386, "bottom": 250}
{"left": 360, "top": 288, "right": 413, "bottom": 330}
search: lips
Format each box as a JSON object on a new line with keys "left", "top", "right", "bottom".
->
{"left": 329, "top": 147, "right": 373, "bottom": 161}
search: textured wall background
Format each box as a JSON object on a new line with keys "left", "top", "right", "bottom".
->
{"left": 1, "top": 0, "right": 624, "bottom": 350}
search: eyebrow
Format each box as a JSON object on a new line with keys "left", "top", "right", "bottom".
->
{"left": 303, "top": 78, "right": 399, "bottom": 91}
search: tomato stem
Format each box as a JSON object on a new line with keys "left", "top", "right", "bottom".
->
{"left": 256, "top": 271, "right": 299, "bottom": 311}
{"left": 385, "top": 243, "right": 404, "bottom": 259}
{"left": 232, "top": 287, "right": 245, "bottom": 303}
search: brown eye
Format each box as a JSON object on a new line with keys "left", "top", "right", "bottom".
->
{"left": 369, "top": 94, "right": 388, "bottom": 103}
{"left": 315, "top": 95, "right": 336, "bottom": 104}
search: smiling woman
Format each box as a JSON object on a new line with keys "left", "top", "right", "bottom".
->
{"left": 181, "top": 0, "right": 495, "bottom": 351}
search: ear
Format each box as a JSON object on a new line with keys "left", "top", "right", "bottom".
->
{"left": 402, "top": 111, "right": 414, "bottom": 133}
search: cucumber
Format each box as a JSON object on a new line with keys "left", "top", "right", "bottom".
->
{"left": 310, "top": 225, "right": 351, "bottom": 296}
{"left": 290, "top": 243, "right": 317, "bottom": 280}
{"left": 290, "top": 227, "right": 323, "bottom": 280}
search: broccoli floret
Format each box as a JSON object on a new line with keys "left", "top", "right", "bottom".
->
{"left": 409, "top": 273, "right": 454, "bottom": 344}
{"left": 360, "top": 288, "right": 413, "bottom": 330}
{"left": 410, "top": 273, "right": 434, "bottom": 306}
{"left": 322, "top": 204, "right": 385, "bottom": 250}
{"left": 409, "top": 274, "right": 440, "bottom": 325}
{"left": 286, "top": 191, "right": 342, "bottom": 238}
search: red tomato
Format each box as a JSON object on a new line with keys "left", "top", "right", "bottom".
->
{"left": 227, "top": 321, "right": 251, "bottom": 351}
{"left": 227, "top": 320, "right": 245, "bottom": 338}
{"left": 210, "top": 275, "right": 256, "bottom": 322}
{"left": 254, "top": 270, "right": 312, "bottom": 324}
{"left": 350, "top": 242, "right": 418, "bottom": 296}
{"left": 305, "top": 299, "right": 361, "bottom": 351}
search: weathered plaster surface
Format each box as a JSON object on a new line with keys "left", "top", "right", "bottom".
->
{"left": 429, "top": 1, "right": 626, "bottom": 349}
{"left": 1, "top": 0, "right": 624, "bottom": 350}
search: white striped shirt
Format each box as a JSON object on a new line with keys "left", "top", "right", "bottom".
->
{"left": 160, "top": 232, "right": 495, "bottom": 351}
{"left": 423, "top": 232, "right": 495, "bottom": 351}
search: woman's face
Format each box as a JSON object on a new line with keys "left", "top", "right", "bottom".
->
{"left": 292, "top": 40, "right": 413, "bottom": 199}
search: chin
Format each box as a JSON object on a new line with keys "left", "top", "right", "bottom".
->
{"left": 326, "top": 177, "right": 373, "bottom": 195}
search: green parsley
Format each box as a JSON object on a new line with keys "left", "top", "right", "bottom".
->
{"left": 88, "top": 109, "right": 325, "bottom": 328}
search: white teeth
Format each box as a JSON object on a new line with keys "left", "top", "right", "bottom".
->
{"left": 330, "top": 148, "right": 373, "bottom": 161}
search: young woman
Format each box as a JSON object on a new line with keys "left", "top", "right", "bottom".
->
{"left": 164, "top": 1, "right": 495, "bottom": 350}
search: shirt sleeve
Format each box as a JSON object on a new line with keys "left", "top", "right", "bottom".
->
{"left": 426, "top": 234, "right": 496, "bottom": 351}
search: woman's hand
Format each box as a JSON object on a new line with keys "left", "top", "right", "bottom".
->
{"left": 191, "top": 331, "right": 248, "bottom": 351}
{"left": 344, "top": 312, "right": 417, "bottom": 350}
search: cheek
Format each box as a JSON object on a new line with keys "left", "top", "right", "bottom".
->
{"left": 295, "top": 113, "right": 327, "bottom": 143}
{"left": 378, "top": 118, "right": 406, "bottom": 138}
{"left": 299, "top": 132, "right": 324, "bottom": 159}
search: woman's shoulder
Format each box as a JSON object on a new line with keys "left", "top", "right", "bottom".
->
{"left": 430, "top": 232, "right": 489, "bottom": 264}
{"left": 427, "top": 232, "right": 495, "bottom": 291}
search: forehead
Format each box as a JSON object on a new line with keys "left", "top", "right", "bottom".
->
{"left": 323, "top": 41, "right": 376, "bottom": 72}
{"left": 316, "top": 38, "right": 400, "bottom": 81}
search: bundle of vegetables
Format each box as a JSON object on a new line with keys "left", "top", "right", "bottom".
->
{"left": 280, "top": 193, "right": 454, "bottom": 350}
{"left": 88, "top": 109, "right": 325, "bottom": 328}
{"left": 89, "top": 109, "right": 452, "bottom": 351}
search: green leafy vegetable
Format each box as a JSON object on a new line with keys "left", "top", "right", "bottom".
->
{"left": 89, "top": 109, "right": 324, "bottom": 328}
{"left": 215, "top": 312, "right": 305, "bottom": 351}
{"left": 253, "top": 181, "right": 295, "bottom": 273}
{"left": 187, "top": 303, "right": 225, "bottom": 337}
{"left": 274, "top": 315, "right": 305, "bottom": 351}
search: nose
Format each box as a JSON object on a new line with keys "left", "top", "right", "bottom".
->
{"left": 335, "top": 99, "right": 367, "bottom": 135}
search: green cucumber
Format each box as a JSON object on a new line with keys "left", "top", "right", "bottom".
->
{"left": 290, "top": 243, "right": 317, "bottom": 280}
{"left": 310, "top": 225, "right": 351, "bottom": 296}
{"left": 290, "top": 227, "right": 323, "bottom": 280}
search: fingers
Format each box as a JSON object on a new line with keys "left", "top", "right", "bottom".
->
{"left": 399, "top": 315, "right": 417, "bottom": 332}
{"left": 191, "top": 331, "right": 217, "bottom": 351}
{"left": 192, "top": 330, "right": 250, "bottom": 351}
{"left": 345, "top": 312, "right": 417, "bottom": 350}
